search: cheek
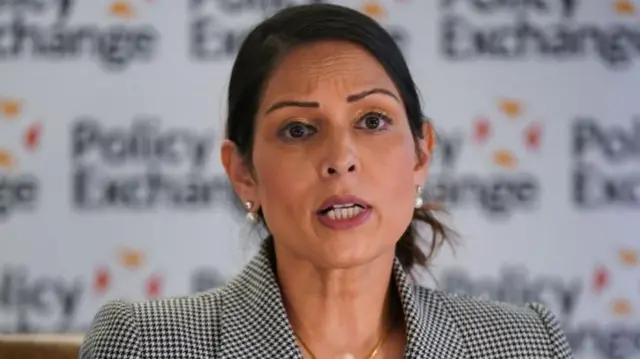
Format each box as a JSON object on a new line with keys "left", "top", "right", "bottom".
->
{"left": 251, "top": 141, "right": 316, "bottom": 221}
{"left": 363, "top": 133, "right": 417, "bottom": 190}
{"left": 361, "top": 133, "right": 417, "bottom": 221}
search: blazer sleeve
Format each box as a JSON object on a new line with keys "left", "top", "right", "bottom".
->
{"left": 526, "top": 302, "right": 574, "bottom": 359}
{"left": 79, "top": 300, "right": 140, "bottom": 359}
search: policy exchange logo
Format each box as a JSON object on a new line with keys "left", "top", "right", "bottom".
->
{"left": 0, "top": 246, "right": 163, "bottom": 333}
{"left": 592, "top": 248, "right": 638, "bottom": 319}
{"left": 93, "top": 247, "right": 164, "bottom": 300}
{"left": 424, "top": 97, "right": 543, "bottom": 216}
{"left": 0, "top": 96, "right": 42, "bottom": 220}
{"left": 0, "top": 0, "right": 158, "bottom": 71}
{"left": 569, "top": 247, "right": 640, "bottom": 359}
{"left": 473, "top": 98, "right": 543, "bottom": 171}
{"left": 439, "top": 0, "right": 640, "bottom": 70}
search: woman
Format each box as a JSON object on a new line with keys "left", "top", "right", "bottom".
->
{"left": 80, "top": 4, "right": 573, "bottom": 359}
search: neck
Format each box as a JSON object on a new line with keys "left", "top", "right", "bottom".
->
{"left": 273, "top": 244, "right": 399, "bottom": 358}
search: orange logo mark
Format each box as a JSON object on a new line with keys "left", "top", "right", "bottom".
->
{"left": 612, "top": 298, "right": 632, "bottom": 316}
{"left": 613, "top": 0, "right": 636, "bottom": 15}
{"left": 361, "top": 1, "right": 387, "bottom": 19}
{"left": 0, "top": 97, "right": 22, "bottom": 119}
{"left": 119, "top": 248, "right": 145, "bottom": 269}
{"left": 109, "top": 0, "right": 135, "bottom": 19}
{"left": 0, "top": 149, "right": 15, "bottom": 169}
{"left": 619, "top": 248, "right": 638, "bottom": 266}
{"left": 498, "top": 98, "right": 523, "bottom": 119}
{"left": 492, "top": 149, "right": 518, "bottom": 169}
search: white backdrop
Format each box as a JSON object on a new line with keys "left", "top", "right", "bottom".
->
{"left": 1, "top": 1, "right": 639, "bottom": 358}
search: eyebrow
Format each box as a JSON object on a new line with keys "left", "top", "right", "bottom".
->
{"left": 264, "top": 88, "right": 399, "bottom": 115}
{"left": 265, "top": 101, "right": 319, "bottom": 114}
{"left": 347, "top": 88, "right": 399, "bottom": 103}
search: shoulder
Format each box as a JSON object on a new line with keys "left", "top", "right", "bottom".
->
{"left": 413, "top": 286, "right": 573, "bottom": 359}
{"left": 79, "top": 289, "right": 223, "bottom": 359}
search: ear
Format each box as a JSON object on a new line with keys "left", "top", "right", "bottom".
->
{"left": 413, "top": 121, "right": 436, "bottom": 185}
{"left": 220, "top": 140, "right": 259, "bottom": 207}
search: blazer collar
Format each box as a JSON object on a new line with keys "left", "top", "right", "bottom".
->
{"left": 218, "top": 241, "right": 467, "bottom": 359}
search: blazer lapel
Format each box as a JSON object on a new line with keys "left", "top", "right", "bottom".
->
{"left": 393, "top": 259, "right": 469, "bottom": 359}
{"left": 218, "top": 243, "right": 302, "bottom": 359}
{"left": 218, "top": 241, "right": 468, "bottom": 359}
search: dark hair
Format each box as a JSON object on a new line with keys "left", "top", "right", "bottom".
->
{"left": 225, "top": 3, "right": 454, "bottom": 272}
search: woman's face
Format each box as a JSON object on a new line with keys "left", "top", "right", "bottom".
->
{"left": 224, "top": 40, "right": 431, "bottom": 268}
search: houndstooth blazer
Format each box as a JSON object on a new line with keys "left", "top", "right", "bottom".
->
{"left": 80, "top": 241, "right": 574, "bottom": 359}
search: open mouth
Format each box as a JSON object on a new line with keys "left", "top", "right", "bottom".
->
{"left": 318, "top": 203, "right": 367, "bottom": 220}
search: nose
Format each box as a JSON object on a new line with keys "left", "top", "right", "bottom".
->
{"left": 320, "top": 134, "right": 359, "bottom": 178}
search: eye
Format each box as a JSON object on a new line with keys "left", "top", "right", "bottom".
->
{"left": 356, "top": 111, "right": 392, "bottom": 131}
{"left": 280, "top": 121, "right": 317, "bottom": 139}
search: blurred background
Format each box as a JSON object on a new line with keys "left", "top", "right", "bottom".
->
{"left": 0, "top": 1, "right": 639, "bottom": 358}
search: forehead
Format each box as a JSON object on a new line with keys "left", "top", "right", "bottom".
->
{"left": 262, "top": 41, "right": 398, "bottom": 101}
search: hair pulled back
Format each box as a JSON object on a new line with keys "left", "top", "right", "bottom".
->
{"left": 225, "top": 3, "right": 453, "bottom": 272}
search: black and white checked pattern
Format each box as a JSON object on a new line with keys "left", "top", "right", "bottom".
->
{"left": 80, "top": 241, "right": 574, "bottom": 358}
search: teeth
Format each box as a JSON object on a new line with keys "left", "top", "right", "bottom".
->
{"left": 326, "top": 206, "right": 364, "bottom": 220}
{"left": 332, "top": 203, "right": 355, "bottom": 209}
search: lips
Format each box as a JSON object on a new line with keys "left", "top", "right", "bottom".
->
{"left": 317, "top": 195, "right": 371, "bottom": 215}
{"left": 316, "top": 195, "right": 372, "bottom": 230}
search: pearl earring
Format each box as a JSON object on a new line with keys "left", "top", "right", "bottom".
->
{"left": 244, "top": 201, "right": 257, "bottom": 222}
{"left": 414, "top": 186, "right": 424, "bottom": 209}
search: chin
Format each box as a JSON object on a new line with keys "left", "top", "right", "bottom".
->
{"left": 314, "top": 234, "right": 390, "bottom": 269}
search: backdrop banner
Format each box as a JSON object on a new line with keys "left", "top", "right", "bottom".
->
{"left": 1, "top": 1, "right": 639, "bottom": 359}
